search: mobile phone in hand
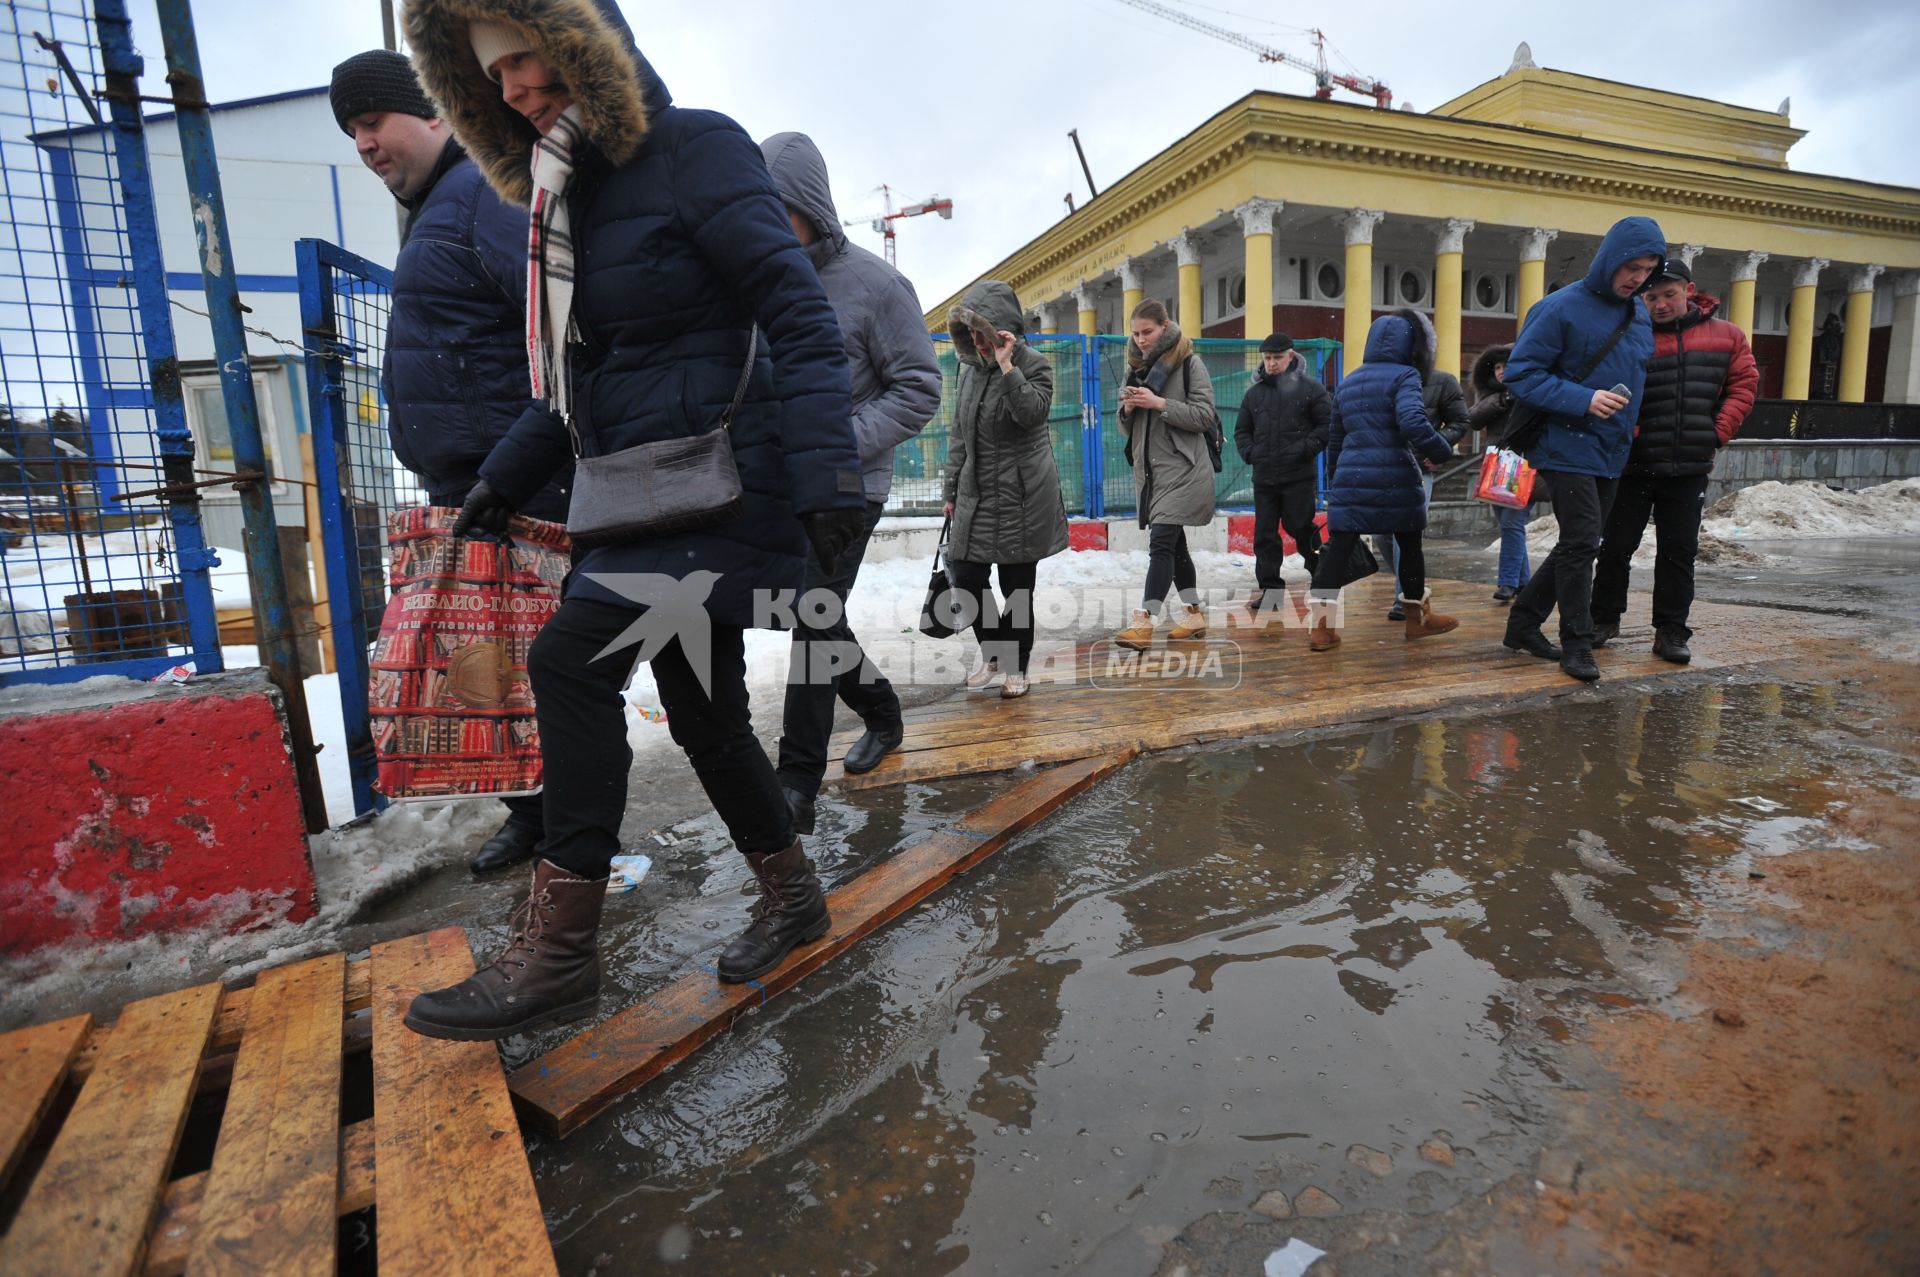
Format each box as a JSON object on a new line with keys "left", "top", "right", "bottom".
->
{"left": 1608, "top": 383, "right": 1631, "bottom": 399}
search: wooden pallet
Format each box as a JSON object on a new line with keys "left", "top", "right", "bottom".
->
{"left": 511, "top": 748, "right": 1137, "bottom": 1137}
{"left": 0, "top": 928, "right": 556, "bottom": 1277}
{"left": 824, "top": 574, "right": 1822, "bottom": 790}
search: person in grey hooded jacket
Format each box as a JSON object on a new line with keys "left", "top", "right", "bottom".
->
{"left": 759, "top": 131, "right": 942, "bottom": 821}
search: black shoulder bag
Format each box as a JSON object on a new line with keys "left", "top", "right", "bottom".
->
{"left": 1500, "top": 304, "right": 1635, "bottom": 456}
{"left": 565, "top": 327, "right": 758, "bottom": 549}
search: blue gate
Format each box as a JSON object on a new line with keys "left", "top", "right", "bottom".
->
{"left": 296, "top": 238, "right": 412, "bottom": 817}
{"left": 0, "top": 0, "right": 220, "bottom": 684}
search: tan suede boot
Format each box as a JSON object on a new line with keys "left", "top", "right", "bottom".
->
{"left": 1115, "top": 609, "right": 1157, "bottom": 651}
{"left": 1167, "top": 603, "right": 1209, "bottom": 640}
{"left": 1402, "top": 590, "right": 1459, "bottom": 640}
{"left": 1308, "top": 597, "right": 1342, "bottom": 652}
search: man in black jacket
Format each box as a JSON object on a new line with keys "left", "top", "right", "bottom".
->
{"left": 332, "top": 50, "right": 570, "bottom": 874}
{"left": 1235, "top": 333, "right": 1331, "bottom": 608}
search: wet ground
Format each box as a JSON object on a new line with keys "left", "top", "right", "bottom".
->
{"left": 510, "top": 646, "right": 1916, "bottom": 1275}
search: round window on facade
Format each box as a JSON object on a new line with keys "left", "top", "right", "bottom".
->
{"left": 1230, "top": 275, "right": 1247, "bottom": 311}
{"left": 1316, "top": 262, "right": 1343, "bottom": 300}
{"left": 1474, "top": 273, "right": 1501, "bottom": 310}
{"left": 1398, "top": 270, "right": 1426, "bottom": 305}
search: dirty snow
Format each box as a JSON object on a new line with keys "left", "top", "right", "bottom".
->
{"left": 1702, "top": 477, "right": 1920, "bottom": 538}
{"left": 0, "top": 798, "right": 498, "bottom": 1028}
{"left": 1485, "top": 478, "right": 1920, "bottom": 566}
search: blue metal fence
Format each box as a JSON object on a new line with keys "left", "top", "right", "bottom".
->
{"left": 297, "top": 238, "right": 409, "bottom": 818}
{"left": 901, "top": 335, "right": 1341, "bottom": 520}
{"left": 0, "top": 0, "right": 220, "bottom": 684}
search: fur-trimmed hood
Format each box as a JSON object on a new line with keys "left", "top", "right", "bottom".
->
{"left": 948, "top": 280, "right": 1026, "bottom": 364}
{"left": 403, "top": 0, "right": 669, "bottom": 207}
{"left": 1471, "top": 344, "right": 1513, "bottom": 398}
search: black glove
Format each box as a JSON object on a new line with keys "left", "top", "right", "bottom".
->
{"left": 803, "top": 507, "right": 867, "bottom": 573}
{"left": 450, "top": 479, "right": 516, "bottom": 538}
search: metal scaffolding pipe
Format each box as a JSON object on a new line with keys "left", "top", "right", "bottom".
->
{"left": 152, "top": 0, "right": 329, "bottom": 832}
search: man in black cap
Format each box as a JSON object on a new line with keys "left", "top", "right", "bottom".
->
{"left": 330, "top": 49, "right": 571, "bottom": 873}
{"left": 1234, "top": 332, "right": 1331, "bottom": 608}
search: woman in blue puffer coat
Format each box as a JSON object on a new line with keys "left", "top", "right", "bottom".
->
{"left": 1308, "top": 309, "right": 1459, "bottom": 651}
{"left": 400, "top": 0, "right": 871, "bottom": 1040}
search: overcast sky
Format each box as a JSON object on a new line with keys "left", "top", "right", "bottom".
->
{"left": 124, "top": 0, "right": 1920, "bottom": 308}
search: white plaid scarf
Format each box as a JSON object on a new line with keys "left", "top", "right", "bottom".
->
{"left": 527, "top": 105, "right": 586, "bottom": 425}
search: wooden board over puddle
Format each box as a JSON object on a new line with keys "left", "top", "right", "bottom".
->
{"left": 510, "top": 747, "right": 1138, "bottom": 1137}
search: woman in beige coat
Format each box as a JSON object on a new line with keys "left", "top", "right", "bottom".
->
{"left": 1114, "top": 298, "right": 1218, "bottom": 649}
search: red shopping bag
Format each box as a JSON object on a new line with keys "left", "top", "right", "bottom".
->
{"left": 1473, "top": 447, "right": 1536, "bottom": 510}
{"left": 368, "top": 506, "right": 570, "bottom": 801}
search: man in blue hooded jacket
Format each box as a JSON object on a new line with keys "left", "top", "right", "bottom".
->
{"left": 1500, "top": 215, "right": 1666, "bottom": 683}
{"left": 331, "top": 49, "right": 572, "bottom": 874}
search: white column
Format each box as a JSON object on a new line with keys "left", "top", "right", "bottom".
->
{"left": 1886, "top": 272, "right": 1920, "bottom": 405}
{"left": 1673, "top": 243, "right": 1706, "bottom": 269}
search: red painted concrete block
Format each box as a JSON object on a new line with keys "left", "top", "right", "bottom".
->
{"left": 1228, "top": 510, "right": 1329, "bottom": 557}
{"left": 1068, "top": 520, "right": 1109, "bottom": 551}
{"left": 0, "top": 669, "right": 314, "bottom": 958}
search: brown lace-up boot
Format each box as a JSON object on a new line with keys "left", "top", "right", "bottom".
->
{"left": 718, "top": 839, "right": 832, "bottom": 983}
{"left": 403, "top": 858, "right": 604, "bottom": 1041}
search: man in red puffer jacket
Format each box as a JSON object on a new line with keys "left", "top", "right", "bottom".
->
{"left": 1592, "top": 258, "right": 1758, "bottom": 664}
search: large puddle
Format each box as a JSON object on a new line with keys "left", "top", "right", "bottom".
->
{"left": 521, "top": 676, "right": 1904, "bottom": 1275}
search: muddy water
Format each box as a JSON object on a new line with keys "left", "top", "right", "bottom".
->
{"left": 524, "top": 677, "right": 1900, "bottom": 1276}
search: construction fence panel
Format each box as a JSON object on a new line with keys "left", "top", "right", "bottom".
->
{"left": 1091, "top": 336, "right": 1341, "bottom": 518}
{"left": 0, "top": 0, "right": 221, "bottom": 684}
{"left": 297, "top": 238, "right": 413, "bottom": 818}
{"left": 896, "top": 335, "right": 1088, "bottom": 517}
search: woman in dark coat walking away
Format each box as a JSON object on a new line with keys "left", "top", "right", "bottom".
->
{"left": 1469, "top": 344, "right": 1534, "bottom": 602}
{"left": 1307, "top": 309, "right": 1459, "bottom": 651}
{"left": 399, "top": 0, "right": 870, "bottom": 1040}
{"left": 942, "top": 280, "right": 1069, "bottom": 700}
{"left": 1113, "top": 299, "right": 1218, "bottom": 650}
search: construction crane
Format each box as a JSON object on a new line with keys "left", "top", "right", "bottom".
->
{"left": 841, "top": 185, "right": 954, "bottom": 268}
{"left": 1112, "top": 0, "right": 1392, "bottom": 109}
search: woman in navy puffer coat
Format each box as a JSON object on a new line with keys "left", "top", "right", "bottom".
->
{"left": 401, "top": 0, "right": 869, "bottom": 1041}
{"left": 1308, "top": 309, "right": 1459, "bottom": 651}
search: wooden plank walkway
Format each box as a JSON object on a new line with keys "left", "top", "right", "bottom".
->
{"left": 825, "top": 573, "right": 1814, "bottom": 790}
{"left": 511, "top": 748, "right": 1137, "bottom": 1137}
{"left": 0, "top": 930, "right": 557, "bottom": 1276}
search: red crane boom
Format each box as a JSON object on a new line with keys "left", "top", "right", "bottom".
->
{"left": 1112, "top": 0, "right": 1392, "bottom": 109}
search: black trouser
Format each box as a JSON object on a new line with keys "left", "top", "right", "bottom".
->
{"left": 1508, "top": 471, "right": 1618, "bottom": 653}
{"left": 947, "top": 558, "right": 1039, "bottom": 674}
{"left": 1314, "top": 529, "right": 1423, "bottom": 600}
{"left": 776, "top": 501, "right": 899, "bottom": 801}
{"left": 1590, "top": 472, "right": 1710, "bottom": 640}
{"left": 1254, "top": 478, "right": 1319, "bottom": 587}
{"left": 528, "top": 596, "right": 792, "bottom": 879}
{"left": 1142, "top": 524, "right": 1199, "bottom": 613}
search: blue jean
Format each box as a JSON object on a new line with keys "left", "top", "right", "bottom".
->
{"left": 1495, "top": 505, "right": 1531, "bottom": 588}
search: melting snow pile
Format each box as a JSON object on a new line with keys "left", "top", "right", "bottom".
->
{"left": 1486, "top": 477, "right": 1920, "bottom": 564}
{"left": 1702, "top": 477, "right": 1920, "bottom": 539}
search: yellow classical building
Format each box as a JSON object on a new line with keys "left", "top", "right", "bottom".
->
{"left": 930, "top": 51, "right": 1920, "bottom": 403}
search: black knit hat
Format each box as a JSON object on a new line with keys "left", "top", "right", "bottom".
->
{"left": 1259, "top": 332, "right": 1295, "bottom": 355}
{"left": 329, "top": 50, "right": 437, "bottom": 135}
